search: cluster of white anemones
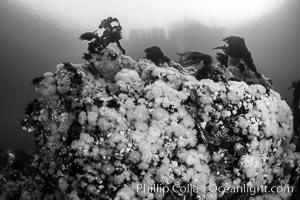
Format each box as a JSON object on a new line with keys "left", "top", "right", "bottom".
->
{"left": 14, "top": 47, "right": 300, "bottom": 200}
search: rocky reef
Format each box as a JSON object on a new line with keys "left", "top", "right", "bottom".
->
{"left": 0, "top": 44, "right": 299, "bottom": 200}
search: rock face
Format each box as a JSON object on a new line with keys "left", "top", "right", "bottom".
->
{"left": 1, "top": 47, "right": 300, "bottom": 200}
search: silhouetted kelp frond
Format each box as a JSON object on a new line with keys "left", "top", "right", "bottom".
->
{"left": 214, "top": 36, "right": 258, "bottom": 74}
{"left": 144, "top": 46, "right": 170, "bottom": 66}
{"left": 80, "top": 17, "right": 125, "bottom": 59}
{"left": 177, "top": 51, "right": 213, "bottom": 67}
{"left": 79, "top": 32, "right": 97, "bottom": 41}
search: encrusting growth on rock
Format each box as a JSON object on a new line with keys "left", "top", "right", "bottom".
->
{"left": 291, "top": 80, "right": 300, "bottom": 151}
{"left": 0, "top": 17, "right": 299, "bottom": 200}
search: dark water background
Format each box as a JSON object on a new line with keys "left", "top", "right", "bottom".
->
{"left": 0, "top": 0, "right": 300, "bottom": 150}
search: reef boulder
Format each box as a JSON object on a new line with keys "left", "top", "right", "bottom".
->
{"left": 1, "top": 47, "right": 299, "bottom": 200}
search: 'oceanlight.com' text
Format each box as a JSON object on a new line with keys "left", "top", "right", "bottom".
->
{"left": 136, "top": 183, "right": 294, "bottom": 196}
